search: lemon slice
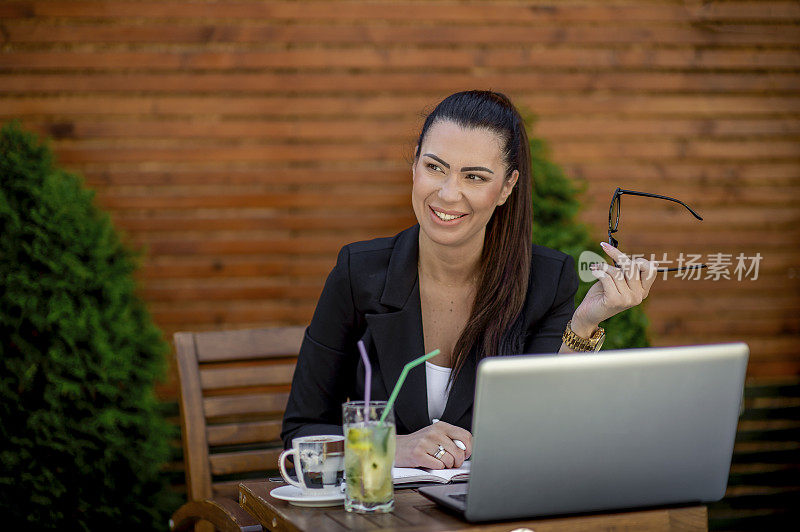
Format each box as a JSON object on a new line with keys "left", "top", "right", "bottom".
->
{"left": 362, "top": 455, "right": 391, "bottom": 493}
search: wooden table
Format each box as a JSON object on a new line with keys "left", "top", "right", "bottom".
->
{"left": 239, "top": 481, "right": 707, "bottom": 531}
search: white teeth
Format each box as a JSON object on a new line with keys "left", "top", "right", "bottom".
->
{"left": 433, "top": 209, "right": 463, "bottom": 221}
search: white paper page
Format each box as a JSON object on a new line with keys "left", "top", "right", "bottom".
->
{"left": 392, "top": 460, "right": 470, "bottom": 482}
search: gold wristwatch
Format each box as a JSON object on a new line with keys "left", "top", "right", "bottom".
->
{"left": 562, "top": 320, "right": 605, "bottom": 352}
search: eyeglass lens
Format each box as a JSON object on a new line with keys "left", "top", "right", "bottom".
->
{"left": 610, "top": 195, "right": 620, "bottom": 232}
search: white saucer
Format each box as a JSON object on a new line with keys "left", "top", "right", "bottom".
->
{"left": 269, "top": 484, "right": 345, "bottom": 507}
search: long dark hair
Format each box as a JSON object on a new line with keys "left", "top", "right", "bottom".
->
{"left": 413, "top": 90, "right": 533, "bottom": 382}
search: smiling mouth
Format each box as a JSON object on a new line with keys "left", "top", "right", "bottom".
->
{"left": 430, "top": 206, "right": 467, "bottom": 221}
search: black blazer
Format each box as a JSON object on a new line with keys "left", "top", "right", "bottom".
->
{"left": 281, "top": 224, "right": 578, "bottom": 447}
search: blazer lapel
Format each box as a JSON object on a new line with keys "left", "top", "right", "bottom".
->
{"left": 364, "top": 225, "right": 431, "bottom": 433}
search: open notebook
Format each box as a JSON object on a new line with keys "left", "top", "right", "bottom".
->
{"left": 392, "top": 461, "right": 470, "bottom": 486}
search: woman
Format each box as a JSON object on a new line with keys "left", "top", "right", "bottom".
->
{"left": 281, "top": 90, "right": 656, "bottom": 469}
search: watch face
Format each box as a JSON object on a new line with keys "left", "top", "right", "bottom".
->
{"left": 594, "top": 335, "right": 605, "bottom": 351}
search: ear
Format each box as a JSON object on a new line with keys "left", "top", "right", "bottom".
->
{"left": 497, "top": 169, "right": 519, "bottom": 206}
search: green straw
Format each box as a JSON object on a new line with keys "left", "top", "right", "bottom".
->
{"left": 379, "top": 348, "right": 440, "bottom": 424}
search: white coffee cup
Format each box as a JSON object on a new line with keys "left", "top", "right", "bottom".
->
{"left": 278, "top": 435, "right": 345, "bottom": 495}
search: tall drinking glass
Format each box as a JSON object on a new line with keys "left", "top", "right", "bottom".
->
{"left": 342, "top": 400, "right": 396, "bottom": 513}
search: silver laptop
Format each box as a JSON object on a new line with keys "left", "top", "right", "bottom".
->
{"left": 419, "top": 342, "right": 748, "bottom": 522}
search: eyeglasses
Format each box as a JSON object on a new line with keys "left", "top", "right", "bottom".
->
{"left": 608, "top": 187, "right": 708, "bottom": 273}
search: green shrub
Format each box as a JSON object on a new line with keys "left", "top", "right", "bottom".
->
{"left": 525, "top": 115, "right": 651, "bottom": 350}
{"left": 0, "top": 121, "right": 180, "bottom": 529}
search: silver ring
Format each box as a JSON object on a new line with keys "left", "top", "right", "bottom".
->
{"left": 433, "top": 444, "right": 446, "bottom": 461}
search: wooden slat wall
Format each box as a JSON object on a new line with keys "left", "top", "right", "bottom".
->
{"left": 2, "top": 2, "right": 798, "bottom": 526}
{"left": 1, "top": 0, "right": 798, "bottom": 389}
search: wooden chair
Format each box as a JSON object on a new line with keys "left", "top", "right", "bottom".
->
{"left": 169, "top": 326, "right": 306, "bottom": 532}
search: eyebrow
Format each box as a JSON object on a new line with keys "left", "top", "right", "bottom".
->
{"left": 423, "top": 153, "right": 494, "bottom": 174}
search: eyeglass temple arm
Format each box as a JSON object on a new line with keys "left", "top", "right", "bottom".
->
{"left": 616, "top": 189, "right": 704, "bottom": 221}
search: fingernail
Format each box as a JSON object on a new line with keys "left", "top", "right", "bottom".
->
{"left": 600, "top": 242, "right": 609, "bottom": 249}
{"left": 591, "top": 269, "right": 607, "bottom": 279}
{"left": 453, "top": 439, "right": 467, "bottom": 451}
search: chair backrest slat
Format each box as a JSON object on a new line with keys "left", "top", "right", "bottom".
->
{"left": 209, "top": 449, "right": 283, "bottom": 476}
{"left": 194, "top": 327, "right": 305, "bottom": 362}
{"left": 200, "top": 362, "right": 296, "bottom": 390}
{"left": 206, "top": 420, "right": 283, "bottom": 447}
{"left": 203, "top": 392, "right": 290, "bottom": 420}
{"left": 174, "top": 326, "right": 305, "bottom": 502}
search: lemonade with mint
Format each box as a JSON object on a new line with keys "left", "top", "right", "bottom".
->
{"left": 342, "top": 401, "right": 395, "bottom": 512}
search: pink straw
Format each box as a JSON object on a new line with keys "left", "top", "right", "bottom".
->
{"left": 357, "top": 340, "right": 372, "bottom": 419}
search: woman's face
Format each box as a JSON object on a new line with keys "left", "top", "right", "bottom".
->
{"left": 412, "top": 119, "right": 519, "bottom": 251}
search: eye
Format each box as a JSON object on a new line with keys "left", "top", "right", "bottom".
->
{"left": 466, "top": 174, "right": 486, "bottom": 182}
{"left": 426, "top": 163, "right": 442, "bottom": 172}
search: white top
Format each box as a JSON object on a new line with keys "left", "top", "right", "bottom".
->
{"left": 426, "top": 361, "right": 452, "bottom": 423}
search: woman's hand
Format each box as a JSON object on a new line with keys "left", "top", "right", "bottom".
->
{"left": 572, "top": 242, "right": 658, "bottom": 331}
{"left": 395, "top": 421, "right": 472, "bottom": 469}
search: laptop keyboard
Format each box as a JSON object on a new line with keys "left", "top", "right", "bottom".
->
{"left": 448, "top": 493, "right": 467, "bottom": 503}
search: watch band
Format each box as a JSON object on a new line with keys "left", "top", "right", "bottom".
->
{"left": 562, "top": 320, "right": 605, "bottom": 352}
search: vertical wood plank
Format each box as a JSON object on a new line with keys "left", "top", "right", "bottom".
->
{"left": 173, "top": 331, "right": 213, "bottom": 501}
